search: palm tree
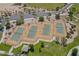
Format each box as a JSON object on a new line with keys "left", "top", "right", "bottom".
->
{"left": 29, "top": 44, "right": 34, "bottom": 52}
{"left": 38, "top": 16, "right": 44, "bottom": 22}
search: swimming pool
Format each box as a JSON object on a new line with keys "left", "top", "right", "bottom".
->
{"left": 42, "top": 24, "right": 51, "bottom": 35}
{"left": 28, "top": 26, "right": 37, "bottom": 38}
{"left": 56, "top": 23, "right": 64, "bottom": 34}
{"left": 11, "top": 27, "right": 24, "bottom": 41}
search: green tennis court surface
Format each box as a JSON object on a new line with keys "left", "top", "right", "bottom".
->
{"left": 42, "top": 24, "right": 51, "bottom": 35}
{"left": 11, "top": 27, "right": 24, "bottom": 41}
{"left": 28, "top": 26, "right": 37, "bottom": 38}
{"left": 56, "top": 23, "right": 64, "bottom": 34}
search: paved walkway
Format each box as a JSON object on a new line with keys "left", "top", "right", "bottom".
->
{"left": 73, "top": 15, "right": 79, "bottom": 20}
{"left": 0, "top": 50, "right": 5, "bottom": 54}
{"left": 8, "top": 46, "right": 14, "bottom": 54}
{"left": 7, "top": 46, "right": 14, "bottom": 56}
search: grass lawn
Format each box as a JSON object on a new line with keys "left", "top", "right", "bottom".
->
{"left": 12, "top": 44, "right": 23, "bottom": 55}
{"left": 0, "top": 32, "right": 11, "bottom": 52}
{"left": 12, "top": 24, "right": 79, "bottom": 56}
{"left": 70, "top": 4, "right": 79, "bottom": 14}
{"left": 27, "top": 36, "right": 79, "bottom": 56}
{"left": 28, "top": 3, "right": 64, "bottom": 10}
{"left": 0, "top": 43, "right": 11, "bottom": 52}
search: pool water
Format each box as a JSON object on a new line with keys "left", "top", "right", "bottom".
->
{"left": 11, "top": 27, "right": 24, "bottom": 41}
{"left": 42, "top": 24, "right": 51, "bottom": 35}
{"left": 56, "top": 23, "right": 64, "bottom": 34}
{"left": 28, "top": 26, "right": 37, "bottom": 38}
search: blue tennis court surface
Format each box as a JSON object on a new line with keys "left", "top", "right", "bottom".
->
{"left": 28, "top": 26, "right": 37, "bottom": 38}
{"left": 56, "top": 23, "right": 64, "bottom": 34}
{"left": 42, "top": 24, "right": 51, "bottom": 35}
{"left": 11, "top": 27, "right": 24, "bottom": 41}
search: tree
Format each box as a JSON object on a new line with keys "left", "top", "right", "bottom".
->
{"left": 55, "top": 37, "right": 60, "bottom": 44}
{"left": 38, "top": 16, "right": 44, "bottom": 22}
{"left": 55, "top": 13, "right": 60, "bottom": 19}
{"left": 70, "top": 7, "right": 76, "bottom": 14}
{"left": 13, "top": 3, "right": 22, "bottom": 6}
{"left": 61, "top": 37, "right": 67, "bottom": 47}
{"left": 16, "top": 12, "right": 24, "bottom": 25}
{"left": 29, "top": 44, "right": 34, "bottom": 52}
{"left": 66, "top": 32, "right": 70, "bottom": 38}
{"left": 20, "top": 15, "right": 24, "bottom": 24}
{"left": 5, "top": 22, "right": 10, "bottom": 30}
{"left": 16, "top": 18, "right": 24, "bottom": 25}
{"left": 23, "top": 4, "right": 27, "bottom": 7}
{"left": 39, "top": 48, "right": 42, "bottom": 52}
{"left": 56, "top": 7, "right": 60, "bottom": 11}
{"left": 70, "top": 30, "right": 74, "bottom": 34}
{"left": 64, "top": 3, "right": 67, "bottom": 6}
{"left": 40, "top": 42, "right": 44, "bottom": 48}
{"left": 68, "top": 11, "right": 73, "bottom": 21}
{"left": 71, "top": 48, "right": 78, "bottom": 56}
{"left": 28, "top": 9, "right": 31, "bottom": 14}
{"left": 0, "top": 24, "right": 4, "bottom": 31}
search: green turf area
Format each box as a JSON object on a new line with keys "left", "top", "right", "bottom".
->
{"left": 12, "top": 44, "right": 23, "bottom": 55}
{"left": 0, "top": 32, "right": 2, "bottom": 40}
{"left": 27, "top": 36, "right": 79, "bottom": 56}
{"left": 70, "top": 4, "right": 79, "bottom": 14}
{"left": 28, "top": 3, "right": 64, "bottom": 10}
{"left": 0, "top": 43, "right": 11, "bottom": 52}
{"left": 12, "top": 36, "right": 79, "bottom": 56}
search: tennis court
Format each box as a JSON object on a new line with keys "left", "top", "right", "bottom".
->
{"left": 11, "top": 27, "right": 24, "bottom": 41}
{"left": 42, "top": 24, "right": 51, "bottom": 35}
{"left": 56, "top": 23, "right": 64, "bottom": 34}
{"left": 27, "top": 26, "right": 37, "bottom": 38}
